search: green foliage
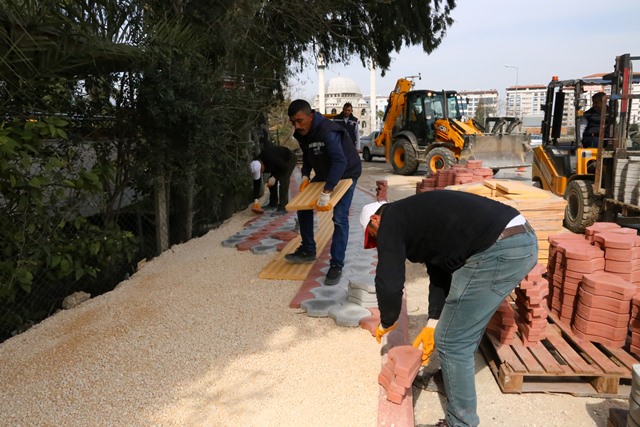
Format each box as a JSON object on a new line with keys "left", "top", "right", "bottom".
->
{"left": 0, "top": 119, "right": 138, "bottom": 302}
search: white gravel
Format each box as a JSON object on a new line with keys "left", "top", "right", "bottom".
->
{"left": 0, "top": 160, "right": 629, "bottom": 426}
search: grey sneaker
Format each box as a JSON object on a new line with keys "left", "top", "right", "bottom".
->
{"left": 325, "top": 265, "right": 342, "bottom": 286}
{"left": 285, "top": 246, "right": 316, "bottom": 264}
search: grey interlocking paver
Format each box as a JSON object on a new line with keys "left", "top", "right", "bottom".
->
{"left": 328, "top": 302, "right": 373, "bottom": 327}
{"left": 300, "top": 299, "right": 342, "bottom": 317}
{"left": 311, "top": 286, "right": 348, "bottom": 301}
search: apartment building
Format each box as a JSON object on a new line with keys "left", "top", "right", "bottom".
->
{"left": 457, "top": 90, "right": 499, "bottom": 120}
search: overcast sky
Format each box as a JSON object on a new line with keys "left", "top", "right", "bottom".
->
{"left": 290, "top": 0, "right": 640, "bottom": 101}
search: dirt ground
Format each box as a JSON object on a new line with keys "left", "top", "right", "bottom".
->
{"left": 0, "top": 158, "right": 630, "bottom": 426}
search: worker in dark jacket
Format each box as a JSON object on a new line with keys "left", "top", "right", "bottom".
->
{"left": 579, "top": 91, "right": 607, "bottom": 148}
{"left": 285, "top": 99, "right": 362, "bottom": 286}
{"left": 362, "top": 190, "right": 537, "bottom": 427}
{"left": 256, "top": 145, "right": 297, "bottom": 213}
{"left": 333, "top": 102, "right": 360, "bottom": 150}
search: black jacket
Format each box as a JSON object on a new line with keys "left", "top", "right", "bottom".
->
{"left": 294, "top": 111, "right": 361, "bottom": 191}
{"left": 375, "top": 190, "right": 520, "bottom": 327}
{"left": 257, "top": 146, "right": 294, "bottom": 177}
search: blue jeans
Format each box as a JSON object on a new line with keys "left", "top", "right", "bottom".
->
{"left": 435, "top": 229, "right": 538, "bottom": 427}
{"left": 297, "top": 179, "right": 357, "bottom": 268}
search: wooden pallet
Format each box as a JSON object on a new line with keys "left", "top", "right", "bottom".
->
{"left": 480, "top": 311, "right": 640, "bottom": 397}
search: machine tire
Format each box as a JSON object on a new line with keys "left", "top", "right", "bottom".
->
{"left": 362, "top": 147, "right": 372, "bottom": 162}
{"left": 424, "top": 147, "right": 456, "bottom": 175}
{"left": 564, "top": 180, "right": 601, "bottom": 233}
{"left": 391, "top": 139, "right": 419, "bottom": 175}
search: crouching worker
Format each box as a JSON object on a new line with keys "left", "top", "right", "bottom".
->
{"left": 361, "top": 190, "right": 537, "bottom": 427}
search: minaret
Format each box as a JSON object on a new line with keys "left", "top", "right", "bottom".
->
{"left": 318, "top": 55, "right": 326, "bottom": 114}
{"left": 369, "top": 59, "right": 377, "bottom": 130}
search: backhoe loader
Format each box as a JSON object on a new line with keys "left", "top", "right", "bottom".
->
{"left": 373, "top": 76, "right": 531, "bottom": 175}
{"left": 531, "top": 53, "right": 640, "bottom": 233}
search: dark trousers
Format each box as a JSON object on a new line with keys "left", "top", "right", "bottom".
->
{"left": 269, "top": 155, "right": 297, "bottom": 209}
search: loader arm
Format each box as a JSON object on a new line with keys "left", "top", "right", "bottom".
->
{"left": 375, "top": 77, "right": 416, "bottom": 161}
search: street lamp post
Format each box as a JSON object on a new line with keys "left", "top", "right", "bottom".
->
{"left": 504, "top": 64, "right": 519, "bottom": 117}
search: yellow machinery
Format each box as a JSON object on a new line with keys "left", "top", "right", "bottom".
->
{"left": 532, "top": 53, "right": 640, "bottom": 232}
{"left": 374, "top": 76, "right": 531, "bottom": 175}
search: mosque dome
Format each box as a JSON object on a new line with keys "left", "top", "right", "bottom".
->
{"left": 326, "top": 77, "right": 362, "bottom": 96}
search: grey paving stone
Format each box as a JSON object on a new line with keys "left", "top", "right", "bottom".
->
{"left": 348, "top": 278, "right": 376, "bottom": 293}
{"left": 310, "top": 286, "right": 348, "bottom": 301}
{"left": 348, "top": 295, "right": 378, "bottom": 309}
{"left": 221, "top": 237, "right": 243, "bottom": 248}
{"left": 300, "top": 299, "right": 342, "bottom": 317}
{"left": 258, "top": 238, "right": 282, "bottom": 247}
{"left": 328, "top": 302, "right": 372, "bottom": 327}
{"left": 251, "top": 245, "right": 278, "bottom": 255}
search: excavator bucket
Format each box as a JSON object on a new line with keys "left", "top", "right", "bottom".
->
{"left": 459, "top": 134, "right": 531, "bottom": 170}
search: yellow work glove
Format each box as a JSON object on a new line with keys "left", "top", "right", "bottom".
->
{"left": 267, "top": 176, "right": 276, "bottom": 187}
{"left": 299, "top": 176, "right": 310, "bottom": 192}
{"left": 412, "top": 326, "right": 436, "bottom": 366}
{"left": 314, "top": 191, "right": 332, "bottom": 211}
{"left": 375, "top": 322, "right": 398, "bottom": 344}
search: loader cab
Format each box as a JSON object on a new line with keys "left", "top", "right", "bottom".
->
{"left": 403, "top": 90, "right": 463, "bottom": 147}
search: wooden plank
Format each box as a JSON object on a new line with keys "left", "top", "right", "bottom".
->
{"left": 508, "top": 335, "right": 546, "bottom": 373}
{"left": 285, "top": 179, "right": 353, "bottom": 211}
{"left": 548, "top": 313, "right": 627, "bottom": 375}
{"left": 545, "top": 324, "right": 599, "bottom": 374}
{"left": 485, "top": 334, "right": 527, "bottom": 372}
{"left": 600, "top": 345, "right": 640, "bottom": 372}
{"left": 259, "top": 210, "right": 334, "bottom": 280}
{"left": 525, "top": 333, "right": 569, "bottom": 374}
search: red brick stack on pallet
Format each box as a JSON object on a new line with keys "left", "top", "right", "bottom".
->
{"left": 544, "top": 223, "right": 640, "bottom": 355}
{"left": 486, "top": 299, "right": 517, "bottom": 345}
{"left": 514, "top": 264, "right": 549, "bottom": 346}
{"left": 415, "top": 160, "right": 493, "bottom": 193}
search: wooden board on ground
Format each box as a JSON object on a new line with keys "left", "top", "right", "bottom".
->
{"left": 285, "top": 179, "right": 353, "bottom": 211}
{"left": 479, "top": 297, "right": 638, "bottom": 397}
{"left": 259, "top": 210, "right": 334, "bottom": 280}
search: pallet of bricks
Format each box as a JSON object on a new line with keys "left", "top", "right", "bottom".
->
{"left": 481, "top": 222, "right": 640, "bottom": 397}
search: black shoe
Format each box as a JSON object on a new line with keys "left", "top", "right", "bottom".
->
{"left": 325, "top": 265, "right": 342, "bottom": 286}
{"left": 273, "top": 207, "right": 287, "bottom": 215}
{"left": 285, "top": 246, "right": 316, "bottom": 264}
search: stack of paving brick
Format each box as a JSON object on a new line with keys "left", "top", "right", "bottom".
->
{"left": 572, "top": 271, "right": 636, "bottom": 347}
{"left": 378, "top": 345, "right": 422, "bottom": 404}
{"left": 415, "top": 161, "right": 493, "bottom": 193}
{"left": 348, "top": 280, "right": 378, "bottom": 308}
{"left": 556, "top": 240, "right": 606, "bottom": 324}
{"left": 514, "top": 264, "right": 549, "bottom": 346}
{"left": 630, "top": 296, "right": 640, "bottom": 356}
{"left": 546, "top": 233, "right": 587, "bottom": 314}
{"left": 376, "top": 180, "right": 388, "bottom": 201}
{"left": 591, "top": 229, "right": 640, "bottom": 286}
{"left": 486, "top": 299, "right": 517, "bottom": 345}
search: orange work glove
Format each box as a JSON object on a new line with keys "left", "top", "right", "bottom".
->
{"left": 299, "top": 176, "right": 310, "bottom": 192}
{"left": 251, "top": 199, "right": 264, "bottom": 214}
{"left": 375, "top": 322, "right": 398, "bottom": 344}
{"left": 412, "top": 326, "right": 436, "bottom": 366}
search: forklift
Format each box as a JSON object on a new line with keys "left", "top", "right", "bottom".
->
{"left": 531, "top": 53, "right": 640, "bottom": 233}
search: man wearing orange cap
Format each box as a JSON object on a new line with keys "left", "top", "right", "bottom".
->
{"left": 361, "top": 190, "right": 537, "bottom": 427}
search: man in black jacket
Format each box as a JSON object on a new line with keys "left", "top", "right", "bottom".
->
{"left": 362, "top": 190, "right": 537, "bottom": 427}
{"left": 256, "top": 145, "right": 297, "bottom": 213}
{"left": 333, "top": 102, "right": 360, "bottom": 150}
{"left": 579, "top": 91, "right": 607, "bottom": 148}
{"left": 285, "top": 99, "right": 362, "bottom": 286}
